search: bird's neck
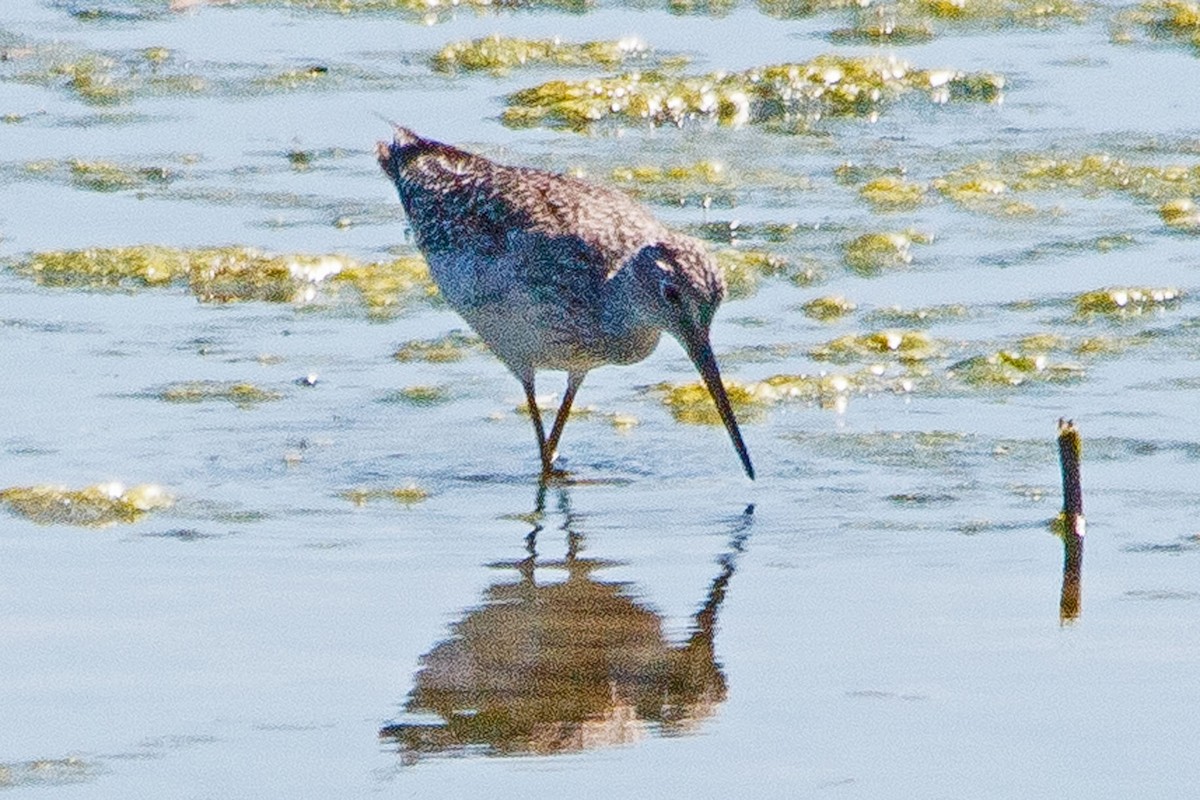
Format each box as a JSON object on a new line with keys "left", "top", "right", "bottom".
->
{"left": 598, "top": 270, "right": 663, "bottom": 365}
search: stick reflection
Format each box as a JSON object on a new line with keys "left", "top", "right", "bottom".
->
{"left": 1059, "top": 523, "right": 1083, "bottom": 623}
{"left": 380, "top": 490, "right": 753, "bottom": 761}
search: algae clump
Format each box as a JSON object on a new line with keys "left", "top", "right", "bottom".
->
{"left": 154, "top": 381, "right": 284, "bottom": 407}
{"left": 432, "top": 36, "right": 649, "bottom": 74}
{"left": 860, "top": 176, "right": 926, "bottom": 210}
{"left": 1159, "top": 198, "right": 1200, "bottom": 230}
{"left": 608, "top": 160, "right": 742, "bottom": 208}
{"left": 762, "top": 0, "right": 1087, "bottom": 23}
{"left": 16, "top": 45, "right": 205, "bottom": 105}
{"left": 330, "top": 255, "right": 436, "bottom": 315}
{"left": 865, "top": 304, "right": 970, "bottom": 326}
{"left": 656, "top": 379, "right": 771, "bottom": 425}
{"left": 610, "top": 161, "right": 728, "bottom": 185}
{"left": 1074, "top": 286, "right": 1182, "bottom": 315}
{"left": 829, "top": 15, "right": 937, "bottom": 45}
{"left": 949, "top": 350, "right": 1083, "bottom": 387}
{"left": 0, "top": 757, "right": 99, "bottom": 789}
{"left": 917, "top": 0, "right": 1089, "bottom": 24}
{"left": 714, "top": 249, "right": 791, "bottom": 298}
{"left": 386, "top": 385, "right": 453, "bottom": 406}
{"left": 8, "top": 246, "right": 436, "bottom": 312}
{"left": 936, "top": 154, "right": 1200, "bottom": 223}
{"left": 188, "top": 250, "right": 336, "bottom": 304}
{"left": 237, "top": 0, "right": 589, "bottom": 22}
{"left": 1121, "top": 0, "right": 1200, "bottom": 52}
{"left": 657, "top": 367, "right": 913, "bottom": 419}
{"left": 802, "top": 295, "right": 857, "bottom": 321}
{"left": 843, "top": 231, "right": 929, "bottom": 274}
{"left": 254, "top": 65, "right": 331, "bottom": 92}
{"left": 504, "top": 55, "right": 1003, "bottom": 131}
{"left": 394, "top": 331, "right": 481, "bottom": 363}
{"left": 1, "top": 482, "right": 172, "bottom": 527}
{"left": 52, "top": 55, "right": 128, "bottom": 105}
{"left": 342, "top": 485, "right": 429, "bottom": 506}
{"left": 16, "top": 246, "right": 188, "bottom": 288}
{"left": 811, "top": 330, "right": 940, "bottom": 362}
{"left": 67, "top": 159, "right": 175, "bottom": 192}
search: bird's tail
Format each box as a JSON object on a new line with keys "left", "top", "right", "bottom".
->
{"left": 372, "top": 112, "right": 423, "bottom": 149}
{"left": 374, "top": 116, "right": 429, "bottom": 182}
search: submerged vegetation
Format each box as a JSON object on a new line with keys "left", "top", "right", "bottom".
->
{"left": 331, "top": 256, "right": 437, "bottom": 315}
{"left": 14, "top": 246, "right": 190, "bottom": 288}
{"left": 864, "top": 304, "right": 970, "bottom": 326}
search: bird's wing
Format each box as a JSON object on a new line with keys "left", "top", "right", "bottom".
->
{"left": 490, "top": 167, "right": 671, "bottom": 279}
{"left": 392, "top": 136, "right": 670, "bottom": 280}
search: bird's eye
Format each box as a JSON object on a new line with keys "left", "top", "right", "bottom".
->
{"left": 660, "top": 281, "right": 682, "bottom": 306}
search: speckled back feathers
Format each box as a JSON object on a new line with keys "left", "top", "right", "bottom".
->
{"left": 376, "top": 126, "right": 725, "bottom": 306}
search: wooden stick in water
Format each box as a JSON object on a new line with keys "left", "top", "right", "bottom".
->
{"left": 1057, "top": 419, "right": 1084, "bottom": 623}
{"left": 1058, "top": 419, "right": 1084, "bottom": 522}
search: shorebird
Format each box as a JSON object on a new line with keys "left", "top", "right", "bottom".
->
{"left": 376, "top": 126, "right": 754, "bottom": 480}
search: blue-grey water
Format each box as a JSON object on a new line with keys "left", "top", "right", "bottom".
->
{"left": 2, "top": 0, "right": 1200, "bottom": 796}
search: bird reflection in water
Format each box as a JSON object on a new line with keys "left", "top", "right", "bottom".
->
{"left": 380, "top": 490, "right": 753, "bottom": 761}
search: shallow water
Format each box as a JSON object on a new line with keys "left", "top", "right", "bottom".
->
{"left": 3, "top": 0, "right": 1200, "bottom": 795}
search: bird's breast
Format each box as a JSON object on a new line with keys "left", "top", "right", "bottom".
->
{"left": 416, "top": 224, "right": 663, "bottom": 374}
{"left": 596, "top": 326, "right": 662, "bottom": 366}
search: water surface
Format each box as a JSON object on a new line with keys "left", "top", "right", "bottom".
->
{"left": 2, "top": 0, "right": 1200, "bottom": 795}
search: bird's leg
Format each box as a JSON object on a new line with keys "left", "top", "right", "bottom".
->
{"left": 544, "top": 371, "right": 586, "bottom": 470}
{"left": 521, "top": 374, "right": 555, "bottom": 477}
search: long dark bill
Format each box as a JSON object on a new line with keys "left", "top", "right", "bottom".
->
{"left": 687, "top": 335, "right": 756, "bottom": 480}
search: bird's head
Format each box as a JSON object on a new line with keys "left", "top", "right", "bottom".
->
{"left": 634, "top": 237, "right": 726, "bottom": 338}
{"left": 631, "top": 237, "right": 754, "bottom": 480}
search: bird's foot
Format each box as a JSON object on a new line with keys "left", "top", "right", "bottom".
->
{"left": 538, "top": 454, "right": 572, "bottom": 484}
{"left": 539, "top": 465, "right": 572, "bottom": 484}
